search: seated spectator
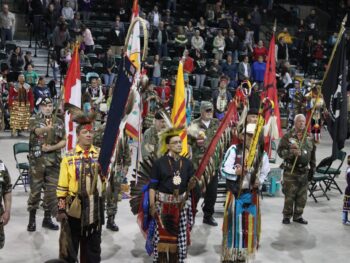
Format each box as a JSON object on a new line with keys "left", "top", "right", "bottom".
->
{"left": 212, "top": 76, "right": 232, "bottom": 120}
{"left": 81, "top": 0, "right": 92, "bottom": 21}
{"left": 33, "top": 77, "right": 51, "bottom": 110}
{"left": 222, "top": 54, "right": 237, "bottom": 89}
{"left": 162, "top": 9, "right": 174, "bottom": 29}
{"left": 52, "top": 22, "right": 70, "bottom": 61}
{"left": 251, "top": 55, "right": 266, "bottom": 85}
{"left": 305, "top": 9, "right": 319, "bottom": 37}
{"left": 196, "top": 17, "right": 208, "bottom": 40}
{"left": 183, "top": 49, "right": 194, "bottom": 74}
{"left": 24, "top": 64, "right": 39, "bottom": 87}
{"left": 193, "top": 49, "right": 207, "bottom": 89}
{"left": 79, "top": 49, "right": 90, "bottom": 67}
{"left": 44, "top": 3, "right": 59, "bottom": 40}
{"left": 275, "top": 36, "right": 289, "bottom": 67}
{"left": 313, "top": 39, "right": 324, "bottom": 62}
{"left": 81, "top": 24, "right": 94, "bottom": 54}
{"left": 191, "top": 30, "right": 205, "bottom": 51}
{"left": 47, "top": 79, "right": 57, "bottom": 99}
{"left": 279, "top": 64, "right": 293, "bottom": 91}
{"left": 208, "top": 58, "right": 222, "bottom": 89}
{"left": 277, "top": 27, "right": 293, "bottom": 46}
{"left": 60, "top": 41, "right": 72, "bottom": 75}
{"left": 225, "top": 29, "right": 240, "bottom": 62}
{"left": 61, "top": 1, "right": 74, "bottom": 22}
{"left": 217, "top": 13, "right": 230, "bottom": 29}
{"left": 86, "top": 77, "right": 104, "bottom": 109}
{"left": 66, "top": 0, "right": 78, "bottom": 12}
{"left": 148, "top": 5, "right": 161, "bottom": 30}
{"left": 10, "top": 46, "right": 24, "bottom": 73}
{"left": 49, "top": 53, "right": 59, "bottom": 82}
{"left": 24, "top": 51, "right": 34, "bottom": 71}
{"left": 252, "top": 40, "right": 268, "bottom": 61}
{"left": 184, "top": 20, "right": 195, "bottom": 42}
{"left": 103, "top": 48, "right": 116, "bottom": 90}
{"left": 238, "top": 55, "right": 251, "bottom": 82}
{"left": 110, "top": 16, "right": 125, "bottom": 56}
{"left": 155, "top": 79, "right": 171, "bottom": 110}
{"left": 146, "top": 54, "right": 162, "bottom": 86}
{"left": 233, "top": 18, "right": 246, "bottom": 43}
{"left": 153, "top": 21, "right": 169, "bottom": 58}
{"left": 174, "top": 26, "right": 188, "bottom": 57}
{"left": 212, "top": 30, "right": 225, "bottom": 60}
{"left": 69, "top": 12, "right": 82, "bottom": 39}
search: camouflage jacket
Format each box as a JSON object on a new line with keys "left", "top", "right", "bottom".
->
{"left": 188, "top": 117, "right": 220, "bottom": 168}
{"left": 277, "top": 128, "right": 316, "bottom": 174}
{"left": 28, "top": 113, "right": 65, "bottom": 165}
{"left": 0, "top": 160, "right": 12, "bottom": 215}
{"left": 141, "top": 126, "right": 159, "bottom": 159}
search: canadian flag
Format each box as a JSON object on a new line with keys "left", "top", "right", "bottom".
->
{"left": 64, "top": 45, "right": 81, "bottom": 150}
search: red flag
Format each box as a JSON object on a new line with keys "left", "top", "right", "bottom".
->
{"left": 262, "top": 34, "right": 282, "bottom": 153}
{"left": 64, "top": 45, "right": 81, "bottom": 150}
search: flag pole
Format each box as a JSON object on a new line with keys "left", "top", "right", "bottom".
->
{"left": 290, "top": 15, "right": 347, "bottom": 174}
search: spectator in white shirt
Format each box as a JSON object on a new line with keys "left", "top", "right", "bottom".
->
{"left": 191, "top": 30, "right": 205, "bottom": 50}
{"left": 62, "top": 1, "right": 74, "bottom": 21}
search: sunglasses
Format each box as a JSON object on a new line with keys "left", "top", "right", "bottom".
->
{"left": 205, "top": 108, "right": 213, "bottom": 113}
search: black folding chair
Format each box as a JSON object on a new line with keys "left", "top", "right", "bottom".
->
{"left": 316, "top": 151, "right": 346, "bottom": 195}
{"left": 13, "top": 142, "right": 30, "bottom": 192}
{"left": 308, "top": 173, "right": 330, "bottom": 203}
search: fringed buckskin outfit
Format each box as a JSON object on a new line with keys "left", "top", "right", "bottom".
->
{"left": 57, "top": 145, "right": 105, "bottom": 263}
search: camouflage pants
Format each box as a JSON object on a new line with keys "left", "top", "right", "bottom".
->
{"left": 105, "top": 171, "right": 123, "bottom": 217}
{"left": 0, "top": 221, "right": 4, "bottom": 249}
{"left": 282, "top": 172, "right": 308, "bottom": 219}
{"left": 27, "top": 160, "right": 59, "bottom": 215}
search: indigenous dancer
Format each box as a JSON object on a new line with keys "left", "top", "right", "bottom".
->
{"left": 305, "top": 84, "right": 325, "bottom": 143}
{"left": 130, "top": 128, "right": 197, "bottom": 263}
{"left": 342, "top": 155, "right": 350, "bottom": 225}
{"left": 8, "top": 74, "right": 34, "bottom": 136}
{"left": 221, "top": 123, "right": 269, "bottom": 263}
{"left": 56, "top": 104, "right": 105, "bottom": 263}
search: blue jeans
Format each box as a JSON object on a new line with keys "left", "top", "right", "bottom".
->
{"left": 152, "top": 77, "right": 161, "bottom": 86}
{"left": 1, "top": 28, "right": 12, "bottom": 48}
{"left": 167, "top": 0, "right": 177, "bottom": 12}
{"left": 157, "top": 43, "right": 168, "bottom": 58}
{"left": 195, "top": 74, "right": 206, "bottom": 89}
{"left": 104, "top": 73, "right": 116, "bottom": 87}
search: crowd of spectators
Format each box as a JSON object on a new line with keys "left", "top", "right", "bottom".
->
{"left": 0, "top": 0, "right": 348, "bottom": 132}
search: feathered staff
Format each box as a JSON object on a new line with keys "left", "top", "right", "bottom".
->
{"left": 194, "top": 100, "right": 239, "bottom": 193}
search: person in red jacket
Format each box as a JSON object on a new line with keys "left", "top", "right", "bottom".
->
{"left": 252, "top": 40, "right": 268, "bottom": 61}
{"left": 8, "top": 74, "right": 34, "bottom": 136}
{"left": 313, "top": 39, "right": 324, "bottom": 62}
{"left": 183, "top": 49, "right": 194, "bottom": 74}
{"left": 154, "top": 79, "right": 172, "bottom": 112}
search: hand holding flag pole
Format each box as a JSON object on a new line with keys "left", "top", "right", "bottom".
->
{"left": 290, "top": 15, "right": 347, "bottom": 174}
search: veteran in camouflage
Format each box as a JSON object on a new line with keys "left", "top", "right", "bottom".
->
{"left": 277, "top": 114, "right": 316, "bottom": 225}
{"left": 141, "top": 111, "right": 167, "bottom": 159}
{"left": 0, "top": 160, "right": 12, "bottom": 249}
{"left": 188, "top": 101, "right": 220, "bottom": 226}
{"left": 94, "top": 125, "right": 131, "bottom": 231}
{"left": 27, "top": 97, "right": 66, "bottom": 232}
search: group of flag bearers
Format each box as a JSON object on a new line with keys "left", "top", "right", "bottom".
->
{"left": 8, "top": 2, "right": 346, "bottom": 262}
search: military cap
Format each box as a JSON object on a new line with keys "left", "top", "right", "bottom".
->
{"left": 200, "top": 101, "right": 213, "bottom": 111}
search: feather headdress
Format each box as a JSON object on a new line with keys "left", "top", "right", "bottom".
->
{"left": 157, "top": 126, "right": 184, "bottom": 157}
{"left": 64, "top": 103, "right": 96, "bottom": 132}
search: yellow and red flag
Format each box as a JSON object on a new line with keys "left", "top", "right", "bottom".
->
{"left": 171, "top": 62, "right": 188, "bottom": 155}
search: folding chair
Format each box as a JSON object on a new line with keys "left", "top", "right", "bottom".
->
{"left": 316, "top": 151, "right": 346, "bottom": 195}
{"left": 13, "top": 142, "right": 30, "bottom": 192}
{"left": 308, "top": 173, "right": 330, "bottom": 203}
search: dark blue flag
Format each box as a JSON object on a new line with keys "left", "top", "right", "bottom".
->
{"left": 98, "top": 56, "right": 136, "bottom": 176}
{"left": 322, "top": 33, "right": 348, "bottom": 159}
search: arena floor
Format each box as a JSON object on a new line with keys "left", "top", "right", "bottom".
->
{"left": 0, "top": 130, "right": 349, "bottom": 263}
